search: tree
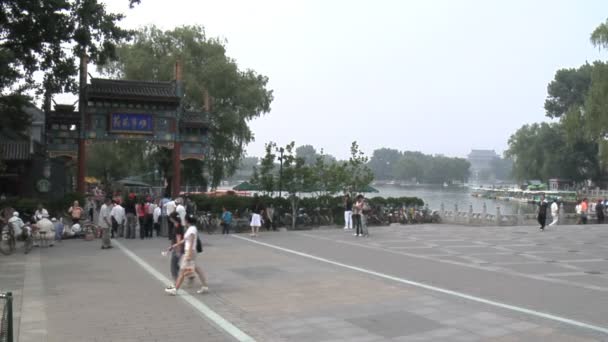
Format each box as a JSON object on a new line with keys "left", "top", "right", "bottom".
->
{"left": 490, "top": 157, "right": 513, "bottom": 181}
{"left": 86, "top": 141, "right": 148, "bottom": 190}
{"left": 544, "top": 64, "right": 592, "bottom": 118}
{"left": 344, "top": 141, "right": 374, "bottom": 193}
{"left": 295, "top": 145, "right": 318, "bottom": 165}
{"left": 1, "top": 0, "right": 135, "bottom": 104}
{"left": 99, "top": 25, "right": 273, "bottom": 188}
{"left": 258, "top": 142, "right": 277, "bottom": 194}
{"left": 368, "top": 148, "right": 401, "bottom": 180}
{"left": 505, "top": 122, "right": 599, "bottom": 183}
{"left": 590, "top": 19, "right": 608, "bottom": 50}
{"left": 278, "top": 142, "right": 310, "bottom": 228}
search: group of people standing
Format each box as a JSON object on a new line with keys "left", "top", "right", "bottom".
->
{"left": 96, "top": 193, "right": 196, "bottom": 250}
{"left": 343, "top": 194, "right": 369, "bottom": 237}
{"left": 537, "top": 195, "right": 608, "bottom": 230}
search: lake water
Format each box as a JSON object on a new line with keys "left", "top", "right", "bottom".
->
{"left": 373, "top": 185, "right": 537, "bottom": 215}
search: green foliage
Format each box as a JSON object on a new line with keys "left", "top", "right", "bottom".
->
{"left": 295, "top": 145, "right": 318, "bottom": 165}
{"left": 369, "top": 149, "right": 470, "bottom": 184}
{"left": 506, "top": 122, "right": 599, "bottom": 183}
{"left": 99, "top": 25, "right": 273, "bottom": 188}
{"left": 591, "top": 19, "right": 608, "bottom": 50}
{"left": 367, "top": 148, "right": 402, "bottom": 180}
{"left": 1, "top": 0, "right": 134, "bottom": 96}
{"left": 258, "top": 142, "right": 277, "bottom": 194}
{"left": 544, "top": 64, "right": 592, "bottom": 118}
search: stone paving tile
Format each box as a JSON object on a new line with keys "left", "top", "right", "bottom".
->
{"left": 6, "top": 224, "right": 608, "bottom": 342}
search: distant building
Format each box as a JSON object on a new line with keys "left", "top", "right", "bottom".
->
{"left": 467, "top": 149, "right": 499, "bottom": 182}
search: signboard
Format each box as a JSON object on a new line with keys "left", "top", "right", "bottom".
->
{"left": 37, "top": 179, "right": 51, "bottom": 193}
{"left": 109, "top": 113, "right": 154, "bottom": 134}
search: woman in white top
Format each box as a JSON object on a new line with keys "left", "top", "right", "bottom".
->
{"left": 165, "top": 214, "right": 208, "bottom": 295}
{"left": 250, "top": 209, "right": 263, "bottom": 237}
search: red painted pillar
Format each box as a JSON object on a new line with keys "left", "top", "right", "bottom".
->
{"left": 171, "top": 142, "right": 181, "bottom": 198}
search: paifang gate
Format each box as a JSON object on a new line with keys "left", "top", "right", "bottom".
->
{"left": 46, "top": 61, "right": 208, "bottom": 198}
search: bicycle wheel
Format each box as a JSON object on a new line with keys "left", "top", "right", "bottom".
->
{"left": 0, "top": 235, "right": 15, "bottom": 255}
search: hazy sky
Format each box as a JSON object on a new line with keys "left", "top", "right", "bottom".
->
{"left": 67, "top": 0, "right": 608, "bottom": 159}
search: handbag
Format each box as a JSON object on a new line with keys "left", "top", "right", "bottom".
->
{"left": 196, "top": 235, "right": 203, "bottom": 253}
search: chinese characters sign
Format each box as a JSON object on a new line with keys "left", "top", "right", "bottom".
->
{"left": 109, "top": 113, "right": 154, "bottom": 134}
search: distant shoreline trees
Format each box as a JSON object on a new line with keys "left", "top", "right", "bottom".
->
{"left": 367, "top": 148, "right": 470, "bottom": 184}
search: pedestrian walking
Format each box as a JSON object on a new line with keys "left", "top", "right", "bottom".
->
{"left": 165, "top": 212, "right": 184, "bottom": 290}
{"left": 352, "top": 194, "right": 364, "bottom": 237}
{"left": 250, "top": 209, "right": 262, "bottom": 237}
{"left": 548, "top": 198, "right": 559, "bottom": 227}
{"left": 221, "top": 207, "right": 232, "bottom": 234}
{"left": 99, "top": 198, "right": 113, "bottom": 249}
{"left": 537, "top": 195, "right": 548, "bottom": 231}
{"left": 596, "top": 199, "right": 605, "bottom": 224}
{"left": 110, "top": 200, "right": 125, "bottom": 238}
{"left": 344, "top": 194, "right": 353, "bottom": 230}
{"left": 165, "top": 214, "right": 209, "bottom": 295}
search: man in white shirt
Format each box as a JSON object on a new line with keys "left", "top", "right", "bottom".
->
{"left": 110, "top": 201, "right": 125, "bottom": 238}
{"left": 98, "top": 198, "right": 113, "bottom": 249}
{"left": 176, "top": 198, "right": 187, "bottom": 227}
{"left": 153, "top": 202, "right": 161, "bottom": 238}
{"left": 164, "top": 198, "right": 177, "bottom": 239}
{"left": 34, "top": 204, "right": 49, "bottom": 222}
{"left": 549, "top": 199, "right": 559, "bottom": 226}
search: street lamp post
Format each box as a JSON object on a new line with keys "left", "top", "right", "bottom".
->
{"left": 278, "top": 147, "right": 284, "bottom": 198}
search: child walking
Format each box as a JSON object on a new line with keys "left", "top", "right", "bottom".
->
{"left": 250, "top": 209, "right": 262, "bottom": 237}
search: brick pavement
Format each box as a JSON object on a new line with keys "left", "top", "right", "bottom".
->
{"left": 1, "top": 223, "right": 608, "bottom": 341}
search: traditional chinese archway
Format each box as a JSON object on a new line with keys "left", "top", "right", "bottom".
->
{"left": 46, "top": 61, "right": 208, "bottom": 198}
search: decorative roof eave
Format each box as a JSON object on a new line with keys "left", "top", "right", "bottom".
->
{"left": 180, "top": 111, "right": 209, "bottom": 127}
{"left": 86, "top": 78, "right": 180, "bottom": 103}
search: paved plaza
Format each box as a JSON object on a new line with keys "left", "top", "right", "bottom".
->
{"left": 2, "top": 223, "right": 608, "bottom": 341}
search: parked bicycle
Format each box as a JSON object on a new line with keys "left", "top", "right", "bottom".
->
{"left": 0, "top": 222, "right": 33, "bottom": 255}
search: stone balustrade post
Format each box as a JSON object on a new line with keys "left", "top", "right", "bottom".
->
{"left": 496, "top": 206, "right": 501, "bottom": 226}
{"left": 468, "top": 203, "right": 473, "bottom": 224}
{"left": 517, "top": 206, "right": 523, "bottom": 225}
